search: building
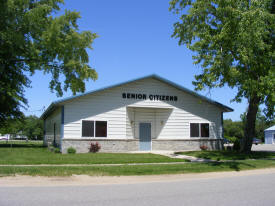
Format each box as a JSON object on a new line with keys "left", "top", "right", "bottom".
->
{"left": 0, "top": 134, "right": 10, "bottom": 140}
{"left": 41, "top": 74, "right": 233, "bottom": 153}
{"left": 0, "top": 133, "right": 27, "bottom": 141}
{"left": 264, "top": 125, "right": 275, "bottom": 144}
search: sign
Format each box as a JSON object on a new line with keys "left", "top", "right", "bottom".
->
{"left": 122, "top": 93, "right": 178, "bottom": 101}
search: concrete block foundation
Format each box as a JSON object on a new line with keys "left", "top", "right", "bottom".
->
{"left": 61, "top": 138, "right": 223, "bottom": 153}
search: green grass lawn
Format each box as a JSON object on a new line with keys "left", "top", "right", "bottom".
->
{"left": 1, "top": 141, "right": 275, "bottom": 177}
{"left": 0, "top": 160, "right": 275, "bottom": 176}
{"left": 176, "top": 150, "right": 275, "bottom": 161}
{"left": 0, "top": 141, "right": 187, "bottom": 165}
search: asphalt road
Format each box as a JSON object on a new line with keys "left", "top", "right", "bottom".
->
{"left": 1, "top": 172, "right": 275, "bottom": 206}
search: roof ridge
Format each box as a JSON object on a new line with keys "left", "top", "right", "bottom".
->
{"left": 41, "top": 74, "right": 233, "bottom": 119}
{"left": 265, "top": 125, "right": 275, "bottom": 131}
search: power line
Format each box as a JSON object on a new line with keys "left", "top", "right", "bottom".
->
{"left": 23, "top": 106, "right": 45, "bottom": 113}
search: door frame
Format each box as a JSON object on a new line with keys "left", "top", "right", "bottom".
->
{"left": 139, "top": 122, "right": 152, "bottom": 151}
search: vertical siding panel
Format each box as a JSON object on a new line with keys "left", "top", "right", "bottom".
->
{"left": 62, "top": 78, "right": 226, "bottom": 140}
{"left": 45, "top": 108, "right": 61, "bottom": 146}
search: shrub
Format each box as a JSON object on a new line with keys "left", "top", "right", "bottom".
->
{"left": 48, "top": 146, "right": 55, "bottom": 152}
{"left": 90, "top": 142, "right": 101, "bottom": 153}
{"left": 54, "top": 148, "right": 61, "bottom": 153}
{"left": 224, "top": 135, "right": 237, "bottom": 143}
{"left": 67, "top": 147, "right": 76, "bottom": 154}
{"left": 200, "top": 145, "right": 208, "bottom": 151}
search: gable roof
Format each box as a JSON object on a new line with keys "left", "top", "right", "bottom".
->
{"left": 41, "top": 74, "right": 233, "bottom": 119}
{"left": 265, "top": 125, "right": 275, "bottom": 131}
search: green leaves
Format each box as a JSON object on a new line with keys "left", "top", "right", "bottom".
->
{"left": 170, "top": 0, "right": 275, "bottom": 152}
{"left": 0, "top": 115, "right": 44, "bottom": 140}
{"left": 0, "top": 0, "right": 97, "bottom": 125}
{"left": 170, "top": 0, "right": 275, "bottom": 119}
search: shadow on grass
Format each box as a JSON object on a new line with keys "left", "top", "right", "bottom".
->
{"left": 177, "top": 151, "right": 275, "bottom": 160}
{"left": 0, "top": 142, "right": 45, "bottom": 148}
{"left": 205, "top": 161, "right": 256, "bottom": 171}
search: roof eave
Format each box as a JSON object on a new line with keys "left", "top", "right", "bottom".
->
{"left": 41, "top": 74, "right": 233, "bottom": 118}
{"left": 151, "top": 75, "right": 234, "bottom": 113}
{"left": 40, "top": 102, "right": 60, "bottom": 120}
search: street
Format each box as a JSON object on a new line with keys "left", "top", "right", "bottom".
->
{"left": 1, "top": 170, "right": 275, "bottom": 206}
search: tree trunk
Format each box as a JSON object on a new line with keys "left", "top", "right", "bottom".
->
{"left": 240, "top": 95, "right": 261, "bottom": 153}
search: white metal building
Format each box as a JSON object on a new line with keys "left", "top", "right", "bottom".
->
{"left": 41, "top": 75, "right": 233, "bottom": 153}
{"left": 264, "top": 125, "right": 275, "bottom": 144}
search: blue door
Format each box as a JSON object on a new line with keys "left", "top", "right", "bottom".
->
{"left": 139, "top": 123, "right": 151, "bottom": 151}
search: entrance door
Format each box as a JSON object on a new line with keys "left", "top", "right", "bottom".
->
{"left": 139, "top": 123, "right": 151, "bottom": 151}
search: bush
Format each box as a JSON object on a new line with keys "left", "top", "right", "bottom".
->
{"left": 54, "top": 147, "right": 61, "bottom": 153}
{"left": 67, "top": 147, "right": 76, "bottom": 154}
{"left": 49, "top": 146, "right": 61, "bottom": 153}
{"left": 90, "top": 142, "right": 101, "bottom": 153}
{"left": 200, "top": 145, "right": 208, "bottom": 151}
{"left": 233, "top": 139, "right": 241, "bottom": 151}
{"left": 224, "top": 135, "right": 237, "bottom": 143}
{"left": 48, "top": 146, "right": 55, "bottom": 152}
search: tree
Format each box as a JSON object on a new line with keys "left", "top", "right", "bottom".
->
{"left": 0, "top": 115, "right": 43, "bottom": 140}
{"left": 170, "top": 0, "right": 275, "bottom": 152}
{"left": 240, "top": 109, "right": 275, "bottom": 141}
{"left": 223, "top": 119, "right": 244, "bottom": 139}
{"left": 22, "top": 115, "right": 44, "bottom": 140}
{"left": 0, "top": 118, "right": 24, "bottom": 138}
{"left": 0, "top": 0, "right": 98, "bottom": 126}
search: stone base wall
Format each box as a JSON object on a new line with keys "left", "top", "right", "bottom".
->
{"left": 61, "top": 138, "right": 223, "bottom": 153}
{"left": 44, "top": 135, "right": 61, "bottom": 147}
{"left": 61, "top": 139, "right": 139, "bottom": 153}
{"left": 152, "top": 139, "right": 223, "bottom": 151}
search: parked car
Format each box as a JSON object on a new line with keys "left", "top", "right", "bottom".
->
{"left": 252, "top": 138, "right": 262, "bottom": 145}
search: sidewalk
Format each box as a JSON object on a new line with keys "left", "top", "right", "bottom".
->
{"left": 149, "top": 150, "right": 215, "bottom": 162}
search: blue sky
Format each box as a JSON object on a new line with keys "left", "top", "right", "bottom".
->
{"left": 23, "top": 0, "right": 247, "bottom": 120}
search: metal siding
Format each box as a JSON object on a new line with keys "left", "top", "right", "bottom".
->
{"left": 45, "top": 108, "right": 61, "bottom": 146}
{"left": 63, "top": 78, "right": 223, "bottom": 140}
{"left": 265, "top": 130, "right": 275, "bottom": 144}
{"left": 40, "top": 74, "right": 233, "bottom": 119}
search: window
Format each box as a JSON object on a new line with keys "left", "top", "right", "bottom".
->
{"left": 82, "top": 120, "right": 107, "bottom": 137}
{"left": 82, "top": 121, "right": 94, "bottom": 137}
{"left": 190, "top": 123, "right": 199, "bottom": 137}
{"left": 201, "top": 123, "right": 209, "bottom": 137}
{"left": 190, "top": 123, "right": 209, "bottom": 138}
{"left": 96, "top": 121, "right": 107, "bottom": 137}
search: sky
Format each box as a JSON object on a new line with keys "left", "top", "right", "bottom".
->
{"left": 22, "top": 0, "right": 248, "bottom": 120}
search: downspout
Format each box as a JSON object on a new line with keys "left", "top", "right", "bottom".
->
{"left": 43, "top": 119, "right": 46, "bottom": 146}
{"left": 221, "top": 112, "right": 224, "bottom": 138}
{"left": 60, "top": 106, "right": 64, "bottom": 151}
